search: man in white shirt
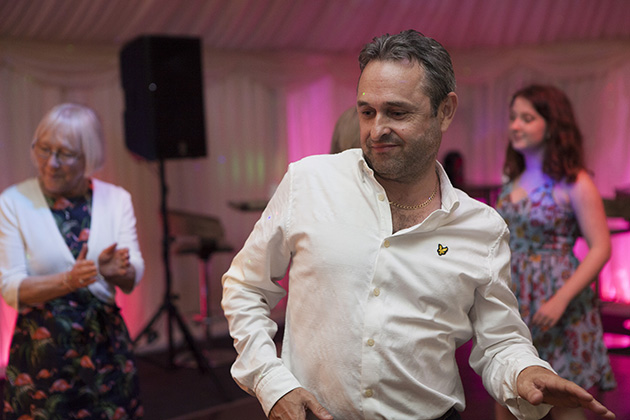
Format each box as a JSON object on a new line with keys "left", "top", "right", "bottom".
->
{"left": 221, "top": 30, "right": 615, "bottom": 420}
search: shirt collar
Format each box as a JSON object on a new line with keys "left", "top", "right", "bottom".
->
{"left": 435, "top": 161, "right": 460, "bottom": 214}
{"left": 355, "top": 151, "right": 461, "bottom": 215}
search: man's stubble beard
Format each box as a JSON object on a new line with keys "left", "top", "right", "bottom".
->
{"left": 364, "top": 124, "right": 442, "bottom": 184}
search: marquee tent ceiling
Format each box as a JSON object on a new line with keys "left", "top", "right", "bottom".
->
{"left": 2, "top": 0, "right": 630, "bottom": 53}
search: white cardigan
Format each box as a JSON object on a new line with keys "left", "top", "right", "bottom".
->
{"left": 0, "top": 177, "right": 144, "bottom": 310}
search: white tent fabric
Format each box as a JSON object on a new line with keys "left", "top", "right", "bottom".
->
{"left": 2, "top": 0, "right": 630, "bottom": 374}
{"left": 2, "top": 0, "right": 630, "bottom": 52}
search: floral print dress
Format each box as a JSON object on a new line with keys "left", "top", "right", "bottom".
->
{"left": 3, "top": 187, "right": 144, "bottom": 420}
{"left": 495, "top": 181, "right": 616, "bottom": 391}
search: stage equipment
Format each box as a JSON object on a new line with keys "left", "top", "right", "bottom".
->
{"left": 120, "top": 35, "right": 206, "bottom": 160}
{"left": 120, "top": 36, "right": 221, "bottom": 384}
{"left": 130, "top": 162, "right": 224, "bottom": 379}
{"left": 169, "top": 211, "right": 233, "bottom": 344}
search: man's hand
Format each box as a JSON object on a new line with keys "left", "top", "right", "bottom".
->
{"left": 269, "top": 388, "right": 333, "bottom": 420}
{"left": 517, "top": 366, "right": 615, "bottom": 419}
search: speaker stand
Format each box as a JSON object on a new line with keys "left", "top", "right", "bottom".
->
{"left": 133, "top": 159, "right": 227, "bottom": 399}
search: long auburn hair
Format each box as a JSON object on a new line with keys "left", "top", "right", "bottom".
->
{"left": 503, "top": 85, "right": 585, "bottom": 183}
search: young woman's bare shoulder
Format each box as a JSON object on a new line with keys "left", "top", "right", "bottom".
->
{"left": 567, "top": 170, "right": 601, "bottom": 204}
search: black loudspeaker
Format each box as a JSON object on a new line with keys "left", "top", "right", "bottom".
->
{"left": 120, "top": 35, "right": 207, "bottom": 160}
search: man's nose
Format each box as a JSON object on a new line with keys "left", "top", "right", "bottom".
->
{"left": 370, "top": 115, "right": 392, "bottom": 140}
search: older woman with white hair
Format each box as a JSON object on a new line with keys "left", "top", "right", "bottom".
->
{"left": 0, "top": 103, "right": 145, "bottom": 419}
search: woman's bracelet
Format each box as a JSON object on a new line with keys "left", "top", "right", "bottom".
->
{"left": 62, "top": 271, "right": 74, "bottom": 291}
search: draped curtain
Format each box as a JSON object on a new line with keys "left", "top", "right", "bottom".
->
{"left": 2, "top": 37, "right": 630, "bottom": 376}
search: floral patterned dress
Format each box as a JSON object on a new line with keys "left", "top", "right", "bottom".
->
{"left": 495, "top": 181, "right": 616, "bottom": 391}
{"left": 3, "top": 187, "right": 144, "bottom": 420}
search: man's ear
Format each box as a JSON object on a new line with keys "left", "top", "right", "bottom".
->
{"left": 438, "top": 92, "right": 458, "bottom": 132}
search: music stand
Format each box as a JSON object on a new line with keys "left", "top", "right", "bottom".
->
{"left": 132, "top": 160, "right": 226, "bottom": 399}
{"left": 169, "top": 210, "right": 233, "bottom": 345}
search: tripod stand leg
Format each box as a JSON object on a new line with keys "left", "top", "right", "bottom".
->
{"left": 168, "top": 299, "right": 209, "bottom": 373}
{"left": 133, "top": 301, "right": 168, "bottom": 346}
{"left": 134, "top": 159, "right": 229, "bottom": 400}
{"left": 168, "top": 300, "right": 230, "bottom": 400}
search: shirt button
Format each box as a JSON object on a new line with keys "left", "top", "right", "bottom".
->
{"left": 365, "top": 388, "right": 374, "bottom": 398}
{"left": 383, "top": 240, "right": 390, "bottom": 248}
{"left": 373, "top": 287, "right": 380, "bottom": 296}
{"left": 377, "top": 193, "right": 385, "bottom": 201}
{"left": 367, "top": 338, "right": 375, "bottom": 346}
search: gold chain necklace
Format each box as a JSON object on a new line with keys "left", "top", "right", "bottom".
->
{"left": 389, "top": 175, "right": 440, "bottom": 210}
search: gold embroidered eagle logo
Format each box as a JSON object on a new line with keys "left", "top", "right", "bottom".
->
{"left": 437, "top": 243, "right": 448, "bottom": 256}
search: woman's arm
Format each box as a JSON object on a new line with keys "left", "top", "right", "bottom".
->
{"left": 18, "top": 244, "right": 98, "bottom": 305}
{"left": 532, "top": 170, "right": 611, "bottom": 328}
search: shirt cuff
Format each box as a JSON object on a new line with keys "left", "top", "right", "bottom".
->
{"left": 506, "top": 396, "right": 552, "bottom": 420}
{"left": 255, "top": 366, "right": 303, "bottom": 416}
{"left": 503, "top": 359, "right": 554, "bottom": 420}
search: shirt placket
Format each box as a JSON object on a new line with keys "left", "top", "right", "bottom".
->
{"left": 358, "top": 183, "right": 393, "bottom": 414}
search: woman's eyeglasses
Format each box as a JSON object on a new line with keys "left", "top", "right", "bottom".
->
{"left": 32, "top": 143, "right": 82, "bottom": 165}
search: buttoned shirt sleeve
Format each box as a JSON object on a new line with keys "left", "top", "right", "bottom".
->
{"left": 467, "top": 222, "right": 553, "bottom": 420}
{"left": 221, "top": 166, "right": 302, "bottom": 415}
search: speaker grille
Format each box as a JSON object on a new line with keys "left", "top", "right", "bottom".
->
{"left": 120, "top": 35, "right": 207, "bottom": 160}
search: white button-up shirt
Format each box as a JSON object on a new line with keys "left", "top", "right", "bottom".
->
{"left": 222, "top": 149, "right": 551, "bottom": 419}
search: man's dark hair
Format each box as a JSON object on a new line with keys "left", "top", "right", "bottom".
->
{"left": 358, "top": 29, "right": 456, "bottom": 116}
